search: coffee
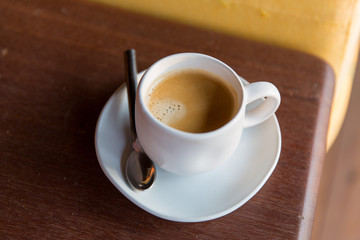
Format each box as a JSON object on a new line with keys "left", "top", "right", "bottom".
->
{"left": 146, "top": 69, "right": 239, "bottom": 133}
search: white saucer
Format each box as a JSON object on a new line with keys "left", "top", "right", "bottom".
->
{"left": 95, "top": 72, "right": 281, "bottom": 222}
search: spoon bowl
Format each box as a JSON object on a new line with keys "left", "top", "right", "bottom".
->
{"left": 126, "top": 150, "right": 156, "bottom": 190}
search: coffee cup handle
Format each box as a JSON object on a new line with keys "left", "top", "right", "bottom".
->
{"left": 243, "top": 82, "right": 281, "bottom": 128}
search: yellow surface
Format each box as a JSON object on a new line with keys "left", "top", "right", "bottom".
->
{"left": 91, "top": 0, "right": 360, "bottom": 150}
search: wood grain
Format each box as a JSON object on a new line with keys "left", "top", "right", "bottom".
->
{"left": 0, "top": 0, "right": 334, "bottom": 239}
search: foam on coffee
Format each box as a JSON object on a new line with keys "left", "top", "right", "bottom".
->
{"left": 146, "top": 69, "right": 239, "bottom": 133}
{"left": 148, "top": 99, "right": 186, "bottom": 124}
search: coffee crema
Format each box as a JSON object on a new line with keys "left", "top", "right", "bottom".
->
{"left": 146, "top": 69, "right": 239, "bottom": 133}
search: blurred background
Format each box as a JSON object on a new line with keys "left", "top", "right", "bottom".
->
{"left": 312, "top": 52, "right": 360, "bottom": 240}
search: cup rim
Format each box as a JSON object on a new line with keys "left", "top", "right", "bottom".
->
{"left": 137, "top": 52, "right": 246, "bottom": 139}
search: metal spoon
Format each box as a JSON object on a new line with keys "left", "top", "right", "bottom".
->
{"left": 124, "top": 49, "right": 156, "bottom": 190}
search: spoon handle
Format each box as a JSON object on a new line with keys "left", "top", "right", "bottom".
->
{"left": 124, "top": 49, "right": 138, "bottom": 143}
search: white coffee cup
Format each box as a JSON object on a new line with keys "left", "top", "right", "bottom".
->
{"left": 135, "top": 53, "right": 280, "bottom": 175}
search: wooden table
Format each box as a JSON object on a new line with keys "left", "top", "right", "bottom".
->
{"left": 0, "top": 0, "right": 334, "bottom": 239}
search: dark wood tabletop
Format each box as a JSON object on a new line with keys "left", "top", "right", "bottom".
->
{"left": 0, "top": 0, "right": 334, "bottom": 239}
